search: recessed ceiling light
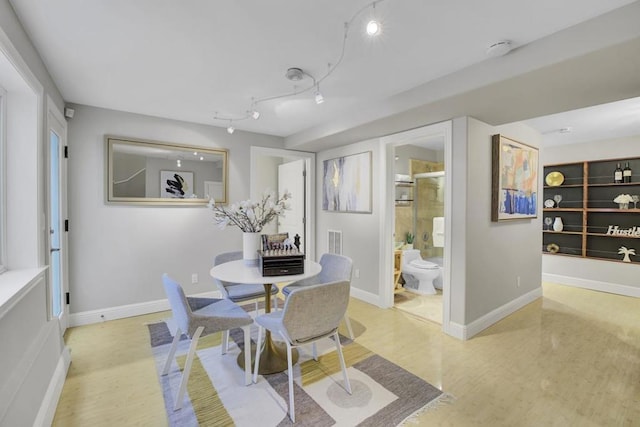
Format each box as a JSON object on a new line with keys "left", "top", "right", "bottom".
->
{"left": 559, "top": 127, "right": 573, "bottom": 133}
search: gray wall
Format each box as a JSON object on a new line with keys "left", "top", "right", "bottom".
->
{"left": 463, "top": 118, "right": 543, "bottom": 324}
{"left": 316, "top": 139, "right": 381, "bottom": 296}
{"left": 542, "top": 135, "right": 640, "bottom": 294}
{"left": 66, "top": 104, "right": 283, "bottom": 314}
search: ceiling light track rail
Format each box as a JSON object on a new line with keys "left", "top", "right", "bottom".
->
{"left": 212, "top": 0, "right": 389, "bottom": 130}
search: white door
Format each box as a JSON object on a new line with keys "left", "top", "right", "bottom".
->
{"left": 278, "top": 159, "right": 305, "bottom": 253}
{"left": 48, "top": 106, "right": 69, "bottom": 332}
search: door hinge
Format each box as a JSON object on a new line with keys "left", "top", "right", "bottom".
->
{"left": 64, "top": 219, "right": 69, "bottom": 232}
{"left": 65, "top": 292, "right": 70, "bottom": 305}
{"left": 64, "top": 146, "right": 68, "bottom": 158}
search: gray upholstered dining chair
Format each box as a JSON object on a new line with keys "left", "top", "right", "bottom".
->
{"left": 214, "top": 251, "right": 279, "bottom": 313}
{"left": 281, "top": 253, "right": 354, "bottom": 339}
{"left": 253, "top": 280, "right": 352, "bottom": 422}
{"left": 161, "top": 274, "right": 254, "bottom": 411}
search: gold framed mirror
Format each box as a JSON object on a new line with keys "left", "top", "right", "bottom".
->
{"left": 106, "top": 136, "right": 228, "bottom": 205}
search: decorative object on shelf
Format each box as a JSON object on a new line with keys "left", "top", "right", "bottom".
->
{"left": 544, "top": 217, "right": 553, "bottom": 230}
{"left": 553, "top": 194, "right": 563, "bottom": 208}
{"left": 491, "top": 134, "right": 539, "bottom": 221}
{"left": 632, "top": 195, "right": 639, "bottom": 209}
{"left": 322, "top": 151, "right": 372, "bottom": 213}
{"left": 605, "top": 225, "right": 640, "bottom": 237}
{"left": 545, "top": 171, "right": 564, "bottom": 186}
{"left": 210, "top": 190, "right": 291, "bottom": 265}
{"left": 614, "top": 163, "right": 623, "bottom": 183}
{"left": 613, "top": 194, "right": 633, "bottom": 209}
{"left": 618, "top": 246, "right": 636, "bottom": 263}
{"left": 553, "top": 217, "right": 564, "bottom": 232}
{"left": 544, "top": 199, "right": 555, "bottom": 208}
{"left": 623, "top": 162, "right": 633, "bottom": 183}
{"left": 546, "top": 243, "right": 560, "bottom": 253}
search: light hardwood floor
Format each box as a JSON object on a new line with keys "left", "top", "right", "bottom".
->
{"left": 53, "top": 283, "right": 640, "bottom": 426}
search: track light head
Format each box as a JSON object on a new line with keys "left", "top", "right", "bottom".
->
{"left": 227, "top": 124, "right": 235, "bottom": 134}
{"left": 366, "top": 20, "right": 381, "bottom": 36}
{"left": 251, "top": 110, "right": 260, "bottom": 120}
{"left": 315, "top": 87, "right": 324, "bottom": 105}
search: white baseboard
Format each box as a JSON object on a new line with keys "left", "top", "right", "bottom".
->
{"left": 461, "top": 287, "right": 543, "bottom": 340}
{"left": 34, "top": 346, "right": 71, "bottom": 427}
{"left": 69, "top": 290, "right": 221, "bottom": 327}
{"left": 444, "top": 321, "right": 466, "bottom": 340}
{"left": 542, "top": 273, "right": 640, "bottom": 298}
{"left": 350, "top": 286, "right": 382, "bottom": 307}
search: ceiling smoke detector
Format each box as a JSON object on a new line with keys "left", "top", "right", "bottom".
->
{"left": 486, "top": 41, "right": 512, "bottom": 57}
{"left": 285, "top": 67, "right": 305, "bottom": 81}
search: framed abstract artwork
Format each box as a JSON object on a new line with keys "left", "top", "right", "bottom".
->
{"left": 491, "top": 134, "right": 538, "bottom": 221}
{"left": 160, "top": 170, "right": 194, "bottom": 199}
{"left": 322, "top": 151, "right": 372, "bottom": 213}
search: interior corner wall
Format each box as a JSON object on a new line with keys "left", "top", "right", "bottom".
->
{"left": 464, "top": 117, "right": 543, "bottom": 325}
{"left": 315, "top": 139, "right": 381, "bottom": 299}
{"left": 542, "top": 135, "right": 640, "bottom": 294}
{"left": 67, "top": 104, "right": 283, "bottom": 316}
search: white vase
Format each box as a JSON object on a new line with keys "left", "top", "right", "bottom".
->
{"left": 242, "top": 232, "right": 261, "bottom": 266}
{"left": 553, "top": 217, "right": 564, "bottom": 232}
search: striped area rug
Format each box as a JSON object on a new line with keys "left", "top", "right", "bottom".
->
{"left": 148, "top": 301, "right": 450, "bottom": 426}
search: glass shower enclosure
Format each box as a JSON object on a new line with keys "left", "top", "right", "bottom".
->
{"left": 413, "top": 171, "right": 445, "bottom": 261}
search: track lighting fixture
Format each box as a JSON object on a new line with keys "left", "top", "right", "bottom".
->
{"left": 366, "top": 20, "right": 381, "bottom": 36}
{"left": 315, "top": 85, "right": 324, "bottom": 105}
{"left": 211, "top": 0, "right": 391, "bottom": 133}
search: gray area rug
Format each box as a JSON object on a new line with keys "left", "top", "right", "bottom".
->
{"left": 148, "top": 312, "right": 450, "bottom": 426}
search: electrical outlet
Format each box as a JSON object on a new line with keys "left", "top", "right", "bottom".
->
{"left": 192, "top": 273, "right": 199, "bottom": 284}
{"left": 354, "top": 268, "right": 360, "bottom": 278}
{"left": 517, "top": 276, "right": 521, "bottom": 287}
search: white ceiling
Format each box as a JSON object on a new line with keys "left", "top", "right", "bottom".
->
{"left": 524, "top": 96, "right": 640, "bottom": 147}
{"left": 8, "top": 0, "right": 640, "bottom": 144}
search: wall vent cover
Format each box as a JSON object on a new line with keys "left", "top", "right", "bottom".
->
{"left": 327, "top": 229, "right": 342, "bottom": 255}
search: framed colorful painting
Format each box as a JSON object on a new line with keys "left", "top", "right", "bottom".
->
{"left": 491, "top": 134, "right": 538, "bottom": 221}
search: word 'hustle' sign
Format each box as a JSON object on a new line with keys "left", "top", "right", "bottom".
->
{"left": 606, "top": 225, "right": 640, "bottom": 237}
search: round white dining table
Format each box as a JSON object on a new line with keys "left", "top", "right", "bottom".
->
{"left": 210, "top": 259, "right": 321, "bottom": 374}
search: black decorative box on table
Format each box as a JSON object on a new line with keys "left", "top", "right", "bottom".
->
{"left": 258, "top": 250, "right": 305, "bottom": 277}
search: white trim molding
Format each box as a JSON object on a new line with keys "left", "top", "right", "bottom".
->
{"left": 69, "top": 290, "right": 221, "bottom": 327}
{"left": 34, "top": 345, "right": 71, "bottom": 427}
{"left": 543, "top": 273, "right": 640, "bottom": 298}
{"left": 457, "top": 287, "right": 542, "bottom": 340}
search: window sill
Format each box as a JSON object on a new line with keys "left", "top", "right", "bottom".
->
{"left": 0, "top": 267, "right": 47, "bottom": 320}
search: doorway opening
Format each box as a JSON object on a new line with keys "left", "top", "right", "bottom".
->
{"left": 250, "top": 147, "right": 316, "bottom": 260}
{"left": 381, "top": 121, "right": 452, "bottom": 331}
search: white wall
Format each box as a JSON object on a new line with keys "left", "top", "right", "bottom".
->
{"left": 67, "top": 104, "right": 283, "bottom": 316}
{"left": 0, "top": 3, "right": 67, "bottom": 424}
{"left": 542, "top": 135, "right": 640, "bottom": 296}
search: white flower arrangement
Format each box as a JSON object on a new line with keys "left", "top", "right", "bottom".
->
{"left": 209, "top": 190, "right": 290, "bottom": 232}
{"left": 614, "top": 194, "right": 633, "bottom": 204}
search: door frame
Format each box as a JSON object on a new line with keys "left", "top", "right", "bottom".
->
{"left": 250, "top": 146, "right": 316, "bottom": 261}
{"left": 46, "top": 97, "right": 69, "bottom": 332}
{"left": 379, "top": 121, "right": 453, "bottom": 334}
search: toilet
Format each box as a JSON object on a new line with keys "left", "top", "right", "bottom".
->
{"left": 401, "top": 249, "right": 441, "bottom": 295}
